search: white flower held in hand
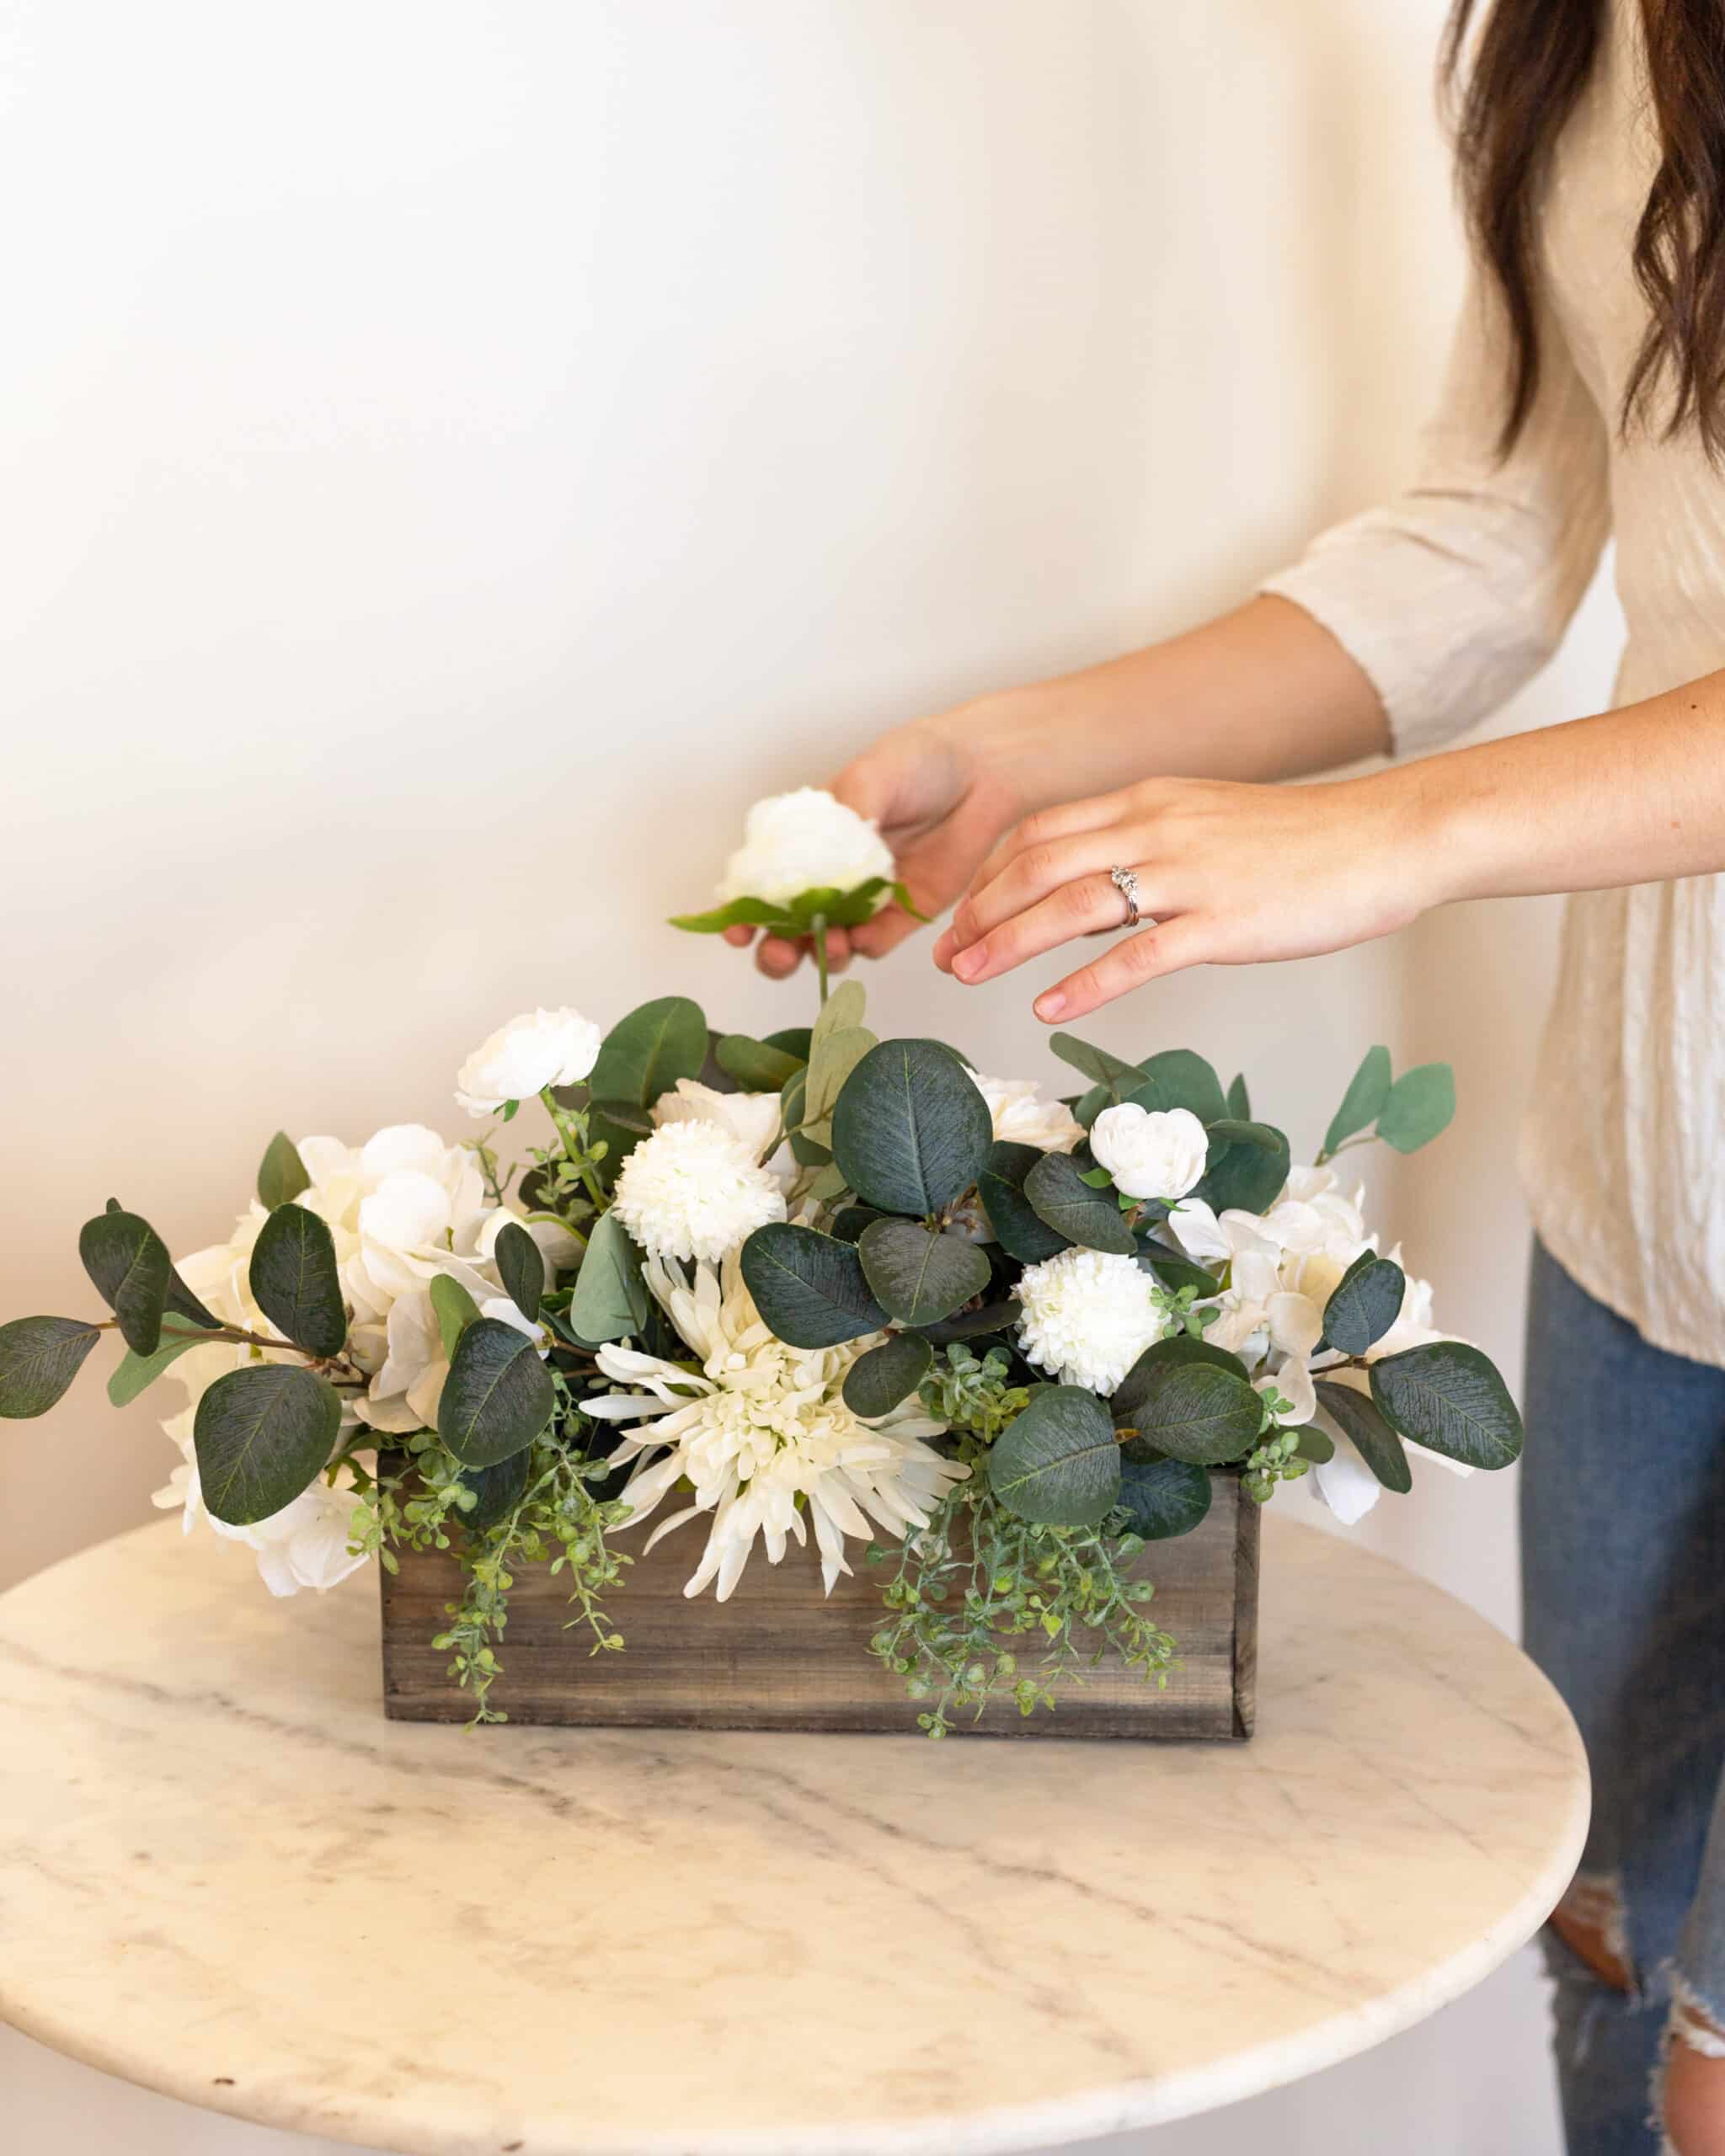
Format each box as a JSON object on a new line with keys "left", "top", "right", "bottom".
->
{"left": 610, "top": 1119, "right": 787, "bottom": 1264}
{"left": 1090, "top": 1102, "right": 1210, "bottom": 1203}
{"left": 455, "top": 1007, "right": 602, "bottom": 1118}
{"left": 717, "top": 787, "right": 895, "bottom": 910}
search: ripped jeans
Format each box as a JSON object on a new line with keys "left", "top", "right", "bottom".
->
{"left": 1523, "top": 1241, "right": 1725, "bottom": 2153}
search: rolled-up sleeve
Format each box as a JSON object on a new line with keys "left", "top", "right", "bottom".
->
{"left": 1261, "top": 266, "right": 1612, "bottom": 760}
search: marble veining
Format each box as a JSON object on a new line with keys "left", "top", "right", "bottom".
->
{"left": 0, "top": 1516, "right": 1589, "bottom": 2156}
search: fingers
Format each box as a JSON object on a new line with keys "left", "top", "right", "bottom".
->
{"left": 936, "top": 826, "right": 1130, "bottom": 971}
{"left": 723, "top": 925, "right": 756, "bottom": 949}
{"left": 937, "top": 870, "right": 1158, "bottom": 985}
{"left": 1032, "top": 916, "right": 1212, "bottom": 1022}
{"left": 967, "top": 794, "right": 1126, "bottom": 901}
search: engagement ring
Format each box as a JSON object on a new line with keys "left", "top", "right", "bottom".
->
{"left": 1108, "top": 864, "right": 1142, "bottom": 928}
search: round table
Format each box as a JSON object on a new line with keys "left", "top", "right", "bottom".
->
{"left": 0, "top": 1515, "right": 1587, "bottom": 2156}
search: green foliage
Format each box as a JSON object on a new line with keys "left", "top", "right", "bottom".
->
{"left": 1321, "top": 1253, "right": 1406, "bottom": 1356}
{"left": 714, "top": 1033, "right": 804, "bottom": 1091}
{"left": 248, "top": 1202, "right": 347, "bottom": 1358}
{"left": 740, "top": 1223, "right": 887, "bottom": 1348}
{"left": 1119, "top": 1049, "right": 1230, "bottom": 1124}
{"left": 0, "top": 1315, "right": 103, "bottom": 1418}
{"left": 857, "top": 1219, "right": 991, "bottom": 1326}
{"left": 1111, "top": 1331, "right": 1246, "bottom": 1423}
{"left": 976, "top": 1140, "right": 1071, "bottom": 1263}
{"left": 1316, "top": 1378, "right": 1411, "bottom": 1492}
{"left": 430, "top": 1272, "right": 482, "bottom": 1356}
{"left": 1322, "top": 1045, "right": 1391, "bottom": 1157}
{"left": 1240, "top": 1426, "right": 1312, "bottom": 1506}
{"left": 589, "top": 996, "right": 708, "bottom": 1110}
{"left": 193, "top": 1364, "right": 342, "bottom": 1524}
{"left": 455, "top": 1449, "right": 532, "bottom": 1534}
{"left": 830, "top": 1038, "right": 993, "bottom": 1216}
{"left": 920, "top": 1342, "right": 1030, "bottom": 1444}
{"left": 256, "top": 1131, "right": 312, "bottom": 1211}
{"left": 1226, "top": 1072, "right": 1251, "bottom": 1119}
{"left": 439, "top": 1317, "right": 556, "bottom": 1467}
{"left": 1113, "top": 1454, "right": 1213, "bottom": 1540}
{"left": 841, "top": 1332, "right": 934, "bottom": 1417}
{"left": 107, "top": 1321, "right": 212, "bottom": 1407}
{"left": 1370, "top": 1340, "right": 1523, "bottom": 1468}
{"left": 1023, "top": 1150, "right": 1136, "bottom": 1253}
{"left": 988, "top": 1385, "right": 1122, "bottom": 1527}
{"left": 1109, "top": 1337, "right": 1263, "bottom": 1465}
{"left": 1195, "top": 1119, "right": 1291, "bottom": 1217}
{"left": 567, "top": 1209, "right": 649, "bottom": 1343}
{"left": 670, "top": 877, "right": 921, "bottom": 937}
{"left": 1376, "top": 1064, "right": 1457, "bottom": 1154}
{"left": 494, "top": 1221, "right": 545, "bottom": 1324}
{"left": 78, "top": 1207, "right": 171, "bottom": 1356}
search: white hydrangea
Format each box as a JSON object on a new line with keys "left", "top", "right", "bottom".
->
{"left": 1015, "top": 1246, "right": 1169, "bottom": 1395}
{"left": 717, "top": 787, "right": 895, "bottom": 908}
{"left": 973, "top": 1074, "right": 1085, "bottom": 1154}
{"left": 610, "top": 1119, "right": 787, "bottom": 1263}
{"left": 455, "top": 1006, "right": 602, "bottom": 1118}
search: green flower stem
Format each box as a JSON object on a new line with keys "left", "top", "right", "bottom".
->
{"left": 539, "top": 1089, "right": 609, "bottom": 1211}
{"left": 811, "top": 910, "right": 830, "bottom": 1006}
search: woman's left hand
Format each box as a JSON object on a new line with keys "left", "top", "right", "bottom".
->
{"left": 931, "top": 772, "right": 1432, "bottom": 1022}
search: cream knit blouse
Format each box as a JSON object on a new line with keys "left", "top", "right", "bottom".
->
{"left": 1263, "top": 0, "right": 1725, "bottom": 1368}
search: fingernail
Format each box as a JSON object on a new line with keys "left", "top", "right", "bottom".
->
{"left": 1034, "top": 990, "right": 1067, "bottom": 1021}
{"left": 952, "top": 944, "right": 985, "bottom": 983}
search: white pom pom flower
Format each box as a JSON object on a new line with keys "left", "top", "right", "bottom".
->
{"left": 610, "top": 1119, "right": 787, "bottom": 1263}
{"left": 1015, "top": 1246, "right": 1169, "bottom": 1396}
{"left": 718, "top": 787, "right": 895, "bottom": 909}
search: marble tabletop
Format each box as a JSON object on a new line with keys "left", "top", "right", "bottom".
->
{"left": 0, "top": 1515, "right": 1587, "bottom": 2156}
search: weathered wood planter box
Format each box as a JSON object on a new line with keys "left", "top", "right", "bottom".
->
{"left": 381, "top": 1468, "right": 1259, "bottom": 1740}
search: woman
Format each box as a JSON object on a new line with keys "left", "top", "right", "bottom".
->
{"left": 729, "top": 3, "right": 1725, "bottom": 2150}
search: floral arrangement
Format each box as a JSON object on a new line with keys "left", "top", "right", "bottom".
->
{"left": 0, "top": 790, "right": 1522, "bottom": 1736}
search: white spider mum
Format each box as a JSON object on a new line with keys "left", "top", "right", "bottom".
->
{"left": 1016, "top": 1246, "right": 1169, "bottom": 1395}
{"left": 582, "top": 1252, "right": 968, "bottom": 1600}
{"left": 609, "top": 1119, "right": 786, "bottom": 1263}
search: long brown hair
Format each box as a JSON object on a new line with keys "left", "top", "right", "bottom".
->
{"left": 1444, "top": 0, "right": 1725, "bottom": 458}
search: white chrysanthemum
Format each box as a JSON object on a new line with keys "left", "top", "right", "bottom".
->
{"left": 610, "top": 1119, "right": 787, "bottom": 1262}
{"left": 455, "top": 1006, "right": 602, "bottom": 1118}
{"left": 974, "top": 1074, "right": 1085, "bottom": 1154}
{"left": 1015, "top": 1246, "right": 1170, "bottom": 1395}
{"left": 583, "top": 1252, "right": 968, "bottom": 1599}
{"left": 717, "top": 787, "right": 895, "bottom": 907}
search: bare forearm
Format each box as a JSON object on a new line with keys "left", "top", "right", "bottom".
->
{"left": 936, "top": 595, "right": 1391, "bottom": 814}
{"left": 1405, "top": 671, "right": 1725, "bottom": 905}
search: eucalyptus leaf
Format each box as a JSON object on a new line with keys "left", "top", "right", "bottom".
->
{"left": 812, "top": 977, "right": 868, "bottom": 1047}
{"left": 439, "top": 1317, "right": 556, "bottom": 1468}
{"left": 0, "top": 1315, "right": 103, "bottom": 1418}
{"left": 912, "top": 1299, "right": 1020, "bottom": 1345}
{"left": 1294, "top": 1425, "right": 1336, "bottom": 1464}
{"left": 857, "top": 1219, "right": 991, "bottom": 1326}
{"left": 107, "top": 1321, "right": 212, "bottom": 1408}
{"left": 78, "top": 1208, "right": 172, "bottom": 1356}
{"left": 1375, "top": 1064, "right": 1456, "bottom": 1155}
{"left": 804, "top": 1024, "right": 876, "bottom": 1123}
{"left": 830, "top": 1038, "right": 993, "bottom": 1216}
{"left": 1048, "top": 1033, "right": 1142, "bottom": 1092}
{"left": 764, "top": 1027, "right": 814, "bottom": 1062}
{"left": 1114, "top": 1454, "right": 1213, "bottom": 1540}
{"left": 1112, "top": 1332, "right": 1248, "bottom": 1424}
{"left": 841, "top": 1332, "right": 934, "bottom": 1417}
{"left": 1316, "top": 1378, "right": 1410, "bottom": 1492}
{"left": 590, "top": 995, "right": 708, "bottom": 1108}
{"left": 1321, "top": 1254, "right": 1406, "bottom": 1357}
{"left": 1135, "top": 1241, "right": 1219, "bottom": 1298}
{"left": 977, "top": 1141, "right": 1071, "bottom": 1263}
{"left": 1109, "top": 1339, "right": 1261, "bottom": 1464}
{"left": 1195, "top": 1119, "right": 1290, "bottom": 1217}
{"left": 569, "top": 1209, "right": 650, "bottom": 1344}
{"left": 193, "top": 1364, "right": 342, "bottom": 1524}
{"left": 257, "top": 1130, "right": 312, "bottom": 1211}
{"left": 455, "top": 1448, "right": 532, "bottom": 1534}
{"left": 1370, "top": 1340, "right": 1523, "bottom": 1469}
{"left": 989, "top": 1385, "right": 1121, "bottom": 1527}
{"left": 1226, "top": 1072, "right": 1251, "bottom": 1120}
{"left": 831, "top": 1205, "right": 889, "bottom": 1244}
{"left": 495, "top": 1220, "right": 545, "bottom": 1323}
{"left": 248, "top": 1202, "right": 347, "bottom": 1358}
{"left": 715, "top": 1033, "right": 804, "bottom": 1092}
{"left": 1119, "top": 1049, "right": 1230, "bottom": 1125}
{"left": 740, "top": 1223, "right": 887, "bottom": 1348}
{"left": 430, "top": 1272, "right": 482, "bottom": 1357}
{"left": 1023, "top": 1150, "right": 1135, "bottom": 1254}
{"left": 1322, "top": 1044, "right": 1391, "bottom": 1158}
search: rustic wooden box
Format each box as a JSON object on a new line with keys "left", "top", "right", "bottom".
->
{"left": 380, "top": 1469, "right": 1258, "bottom": 1740}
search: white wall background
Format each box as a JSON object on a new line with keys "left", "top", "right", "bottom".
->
{"left": 0, "top": 2, "right": 1621, "bottom": 2149}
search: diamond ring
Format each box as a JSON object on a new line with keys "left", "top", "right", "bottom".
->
{"left": 1108, "top": 865, "right": 1142, "bottom": 928}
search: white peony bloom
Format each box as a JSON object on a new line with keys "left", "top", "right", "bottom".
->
{"left": 582, "top": 1251, "right": 967, "bottom": 1600}
{"left": 455, "top": 1006, "right": 602, "bottom": 1118}
{"left": 973, "top": 1075, "right": 1085, "bottom": 1155}
{"left": 1015, "top": 1246, "right": 1170, "bottom": 1395}
{"left": 717, "top": 787, "right": 896, "bottom": 908}
{"left": 609, "top": 1119, "right": 787, "bottom": 1263}
{"left": 1090, "top": 1102, "right": 1209, "bottom": 1202}
{"left": 652, "top": 1077, "right": 782, "bottom": 1164}
{"left": 152, "top": 1437, "right": 368, "bottom": 1598}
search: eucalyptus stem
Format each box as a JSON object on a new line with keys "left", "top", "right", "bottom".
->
{"left": 811, "top": 911, "right": 830, "bottom": 1005}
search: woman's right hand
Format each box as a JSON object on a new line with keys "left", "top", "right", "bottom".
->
{"left": 728, "top": 710, "right": 1028, "bottom": 978}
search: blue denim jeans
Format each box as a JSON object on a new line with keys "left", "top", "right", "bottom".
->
{"left": 1522, "top": 1240, "right": 1725, "bottom": 2153}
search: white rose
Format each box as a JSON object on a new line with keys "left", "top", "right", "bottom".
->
{"left": 1090, "top": 1103, "right": 1209, "bottom": 1203}
{"left": 973, "top": 1075, "right": 1085, "bottom": 1154}
{"left": 717, "top": 787, "right": 895, "bottom": 908}
{"left": 455, "top": 1007, "right": 602, "bottom": 1118}
{"left": 652, "top": 1077, "right": 782, "bottom": 1164}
